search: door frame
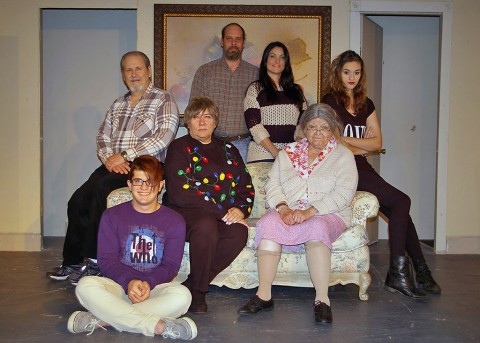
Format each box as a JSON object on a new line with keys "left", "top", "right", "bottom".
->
{"left": 350, "top": 1, "right": 453, "bottom": 253}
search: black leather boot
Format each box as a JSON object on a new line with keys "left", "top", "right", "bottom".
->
{"left": 412, "top": 257, "right": 441, "bottom": 294}
{"left": 384, "top": 255, "right": 427, "bottom": 299}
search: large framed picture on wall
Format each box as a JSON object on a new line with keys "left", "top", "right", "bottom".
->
{"left": 154, "top": 4, "right": 331, "bottom": 113}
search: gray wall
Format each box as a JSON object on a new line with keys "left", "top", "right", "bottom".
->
{"left": 42, "top": 9, "right": 137, "bottom": 236}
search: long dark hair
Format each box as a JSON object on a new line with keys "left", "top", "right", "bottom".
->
{"left": 257, "top": 41, "right": 304, "bottom": 110}
{"left": 327, "top": 50, "right": 367, "bottom": 114}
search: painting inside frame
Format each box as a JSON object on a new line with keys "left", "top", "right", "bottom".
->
{"left": 154, "top": 4, "right": 331, "bottom": 113}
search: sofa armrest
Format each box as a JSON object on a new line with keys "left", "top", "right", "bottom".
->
{"left": 107, "top": 187, "right": 132, "bottom": 208}
{"left": 351, "top": 191, "right": 380, "bottom": 227}
{"left": 332, "top": 224, "right": 369, "bottom": 252}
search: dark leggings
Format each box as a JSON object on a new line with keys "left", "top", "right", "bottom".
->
{"left": 62, "top": 165, "right": 129, "bottom": 265}
{"left": 357, "top": 164, "right": 424, "bottom": 258}
{"left": 169, "top": 207, "right": 248, "bottom": 295}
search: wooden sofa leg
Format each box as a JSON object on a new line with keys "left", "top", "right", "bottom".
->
{"left": 358, "top": 272, "right": 371, "bottom": 301}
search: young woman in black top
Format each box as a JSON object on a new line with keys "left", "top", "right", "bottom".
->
{"left": 322, "top": 50, "right": 441, "bottom": 299}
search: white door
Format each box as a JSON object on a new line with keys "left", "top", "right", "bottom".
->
{"left": 367, "top": 15, "right": 440, "bottom": 241}
{"left": 361, "top": 16, "right": 383, "bottom": 244}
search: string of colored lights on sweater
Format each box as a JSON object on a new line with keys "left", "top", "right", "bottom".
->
{"left": 176, "top": 143, "right": 254, "bottom": 211}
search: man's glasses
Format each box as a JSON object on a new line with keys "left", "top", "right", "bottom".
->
{"left": 306, "top": 125, "right": 331, "bottom": 135}
{"left": 131, "top": 178, "right": 156, "bottom": 187}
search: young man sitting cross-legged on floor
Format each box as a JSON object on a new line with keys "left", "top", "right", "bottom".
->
{"left": 67, "top": 155, "right": 196, "bottom": 340}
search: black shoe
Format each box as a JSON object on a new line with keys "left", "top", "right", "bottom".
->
{"left": 46, "top": 263, "right": 82, "bottom": 281}
{"left": 238, "top": 295, "right": 274, "bottom": 315}
{"left": 314, "top": 301, "right": 332, "bottom": 324}
{"left": 411, "top": 257, "right": 441, "bottom": 294}
{"left": 69, "top": 259, "right": 101, "bottom": 286}
{"left": 384, "top": 255, "right": 427, "bottom": 299}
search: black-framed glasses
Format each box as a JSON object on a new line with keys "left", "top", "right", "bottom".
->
{"left": 306, "top": 125, "right": 331, "bottom": 134}
{"left": 131, "top": 178, "right": 156, "bottom": 187}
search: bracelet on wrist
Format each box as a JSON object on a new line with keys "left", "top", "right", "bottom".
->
{"left": 275, "top": 201, "right": 287, "bottom": 212}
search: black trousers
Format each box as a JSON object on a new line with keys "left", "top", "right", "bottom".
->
{"left": 168, "top": 207, "right": 248, "bottom": 295}
{"left": 62, "top": 165, "right": 129, "bottom": 265}
{"left": 357, "top": 165, "right": 423, "bottom": 259}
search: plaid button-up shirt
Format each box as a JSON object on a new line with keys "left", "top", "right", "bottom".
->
{"left": 190, "top": 58, "right": 258, "bottom": 137}
{"left": 96, "top": 83, "right": 179, "bottom": 163}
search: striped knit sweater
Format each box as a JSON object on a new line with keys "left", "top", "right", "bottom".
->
{"left": 244, "top": 82, "right": 307, "bottom": 162}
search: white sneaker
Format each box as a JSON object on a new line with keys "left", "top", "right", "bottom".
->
{"left": 162, "top": 317, "right": 197, "bottom": 340}
{"left": 67, "top": 311, "right": 106, "bottom": 335}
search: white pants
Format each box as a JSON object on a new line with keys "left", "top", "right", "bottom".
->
{"left": 75, "top": 276, "right": 191, "bottom": 336}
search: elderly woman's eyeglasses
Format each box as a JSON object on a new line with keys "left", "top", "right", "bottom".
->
{"left": 131, "top": 178, "right": 156, "bottom": 187}
{"left": 306, "top": 125, "right": 331, "bottom": 134}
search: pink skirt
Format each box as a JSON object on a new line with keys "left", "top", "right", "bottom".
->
{"left": 254, "top": 210, "right": 346, "bottom": 252}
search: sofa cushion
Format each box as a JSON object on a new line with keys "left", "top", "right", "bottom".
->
{"left": 246, "top": 162, "right": 272, "bottom": 219}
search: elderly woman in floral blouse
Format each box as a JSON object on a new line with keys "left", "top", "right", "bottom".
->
{"left": 163, "top": 96, "right": 254, "bottom": 313}
{"left": 238, "top": 103, "right": 357, "bottom": 325}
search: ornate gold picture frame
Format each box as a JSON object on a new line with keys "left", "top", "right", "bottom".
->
{"left": 154, "top": 4, "right": 331, "bottom": 113}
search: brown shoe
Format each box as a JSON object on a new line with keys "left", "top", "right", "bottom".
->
{"left": 189, "top": 289, "right": 207, "bottom": 313}
{"left": 314, "top": 301, "right": 332, "bottom": 325}
{"left": 238, "top": 295, "right": 274, "bottom": 315}
{"left": 188, "top": 301, "right": 208, "bottom": 314}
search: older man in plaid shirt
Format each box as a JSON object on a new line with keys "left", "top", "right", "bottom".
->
{"left": 46, "top": 51, "right": 179, "bottom": 284}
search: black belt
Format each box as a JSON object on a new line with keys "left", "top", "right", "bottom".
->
{"left": 221, "top": 133, "right": 251, "bottom": 143}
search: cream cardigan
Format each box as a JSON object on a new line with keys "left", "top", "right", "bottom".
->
{"left": 266, "top": 143, "right": 358, "bottom": 227}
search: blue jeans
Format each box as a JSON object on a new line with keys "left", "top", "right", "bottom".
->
{"left": 230, "top": 137, "right": 250, "bottom": 164}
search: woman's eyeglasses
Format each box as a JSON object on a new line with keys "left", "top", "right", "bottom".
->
{"left": 306, "top": 125, "right": 331, "bottom": 134}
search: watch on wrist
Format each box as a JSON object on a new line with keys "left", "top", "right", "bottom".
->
{"left": 121, "top": 151, "right": 129, "bottom": 162}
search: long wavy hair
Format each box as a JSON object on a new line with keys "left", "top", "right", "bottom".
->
{"left": 327, "top": 50, "right": 367, "bottom": 114}
{"left": 256, "top": 41, "right": 304, "bottom": 110}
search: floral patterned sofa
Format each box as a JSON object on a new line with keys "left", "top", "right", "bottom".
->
{"left": 107, "top": 162, "right": 379, "bottom": 300}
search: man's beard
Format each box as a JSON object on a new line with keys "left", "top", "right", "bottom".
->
{"left": 129, "top": 84, "right": 144, "bottom": 93}
{"left": 224, "top": 47, "right": 242, "bottom": 61}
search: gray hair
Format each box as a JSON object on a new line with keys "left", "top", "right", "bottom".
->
{"left": 299, "top": 103, "right": 344, "bottom": 138}
{"left": 120, "top": 51, "right": 151, "bottom": 71}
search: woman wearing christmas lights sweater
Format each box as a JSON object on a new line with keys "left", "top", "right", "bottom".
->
{"left": 164, "top": 96, "right": 254, "bottom": 313}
